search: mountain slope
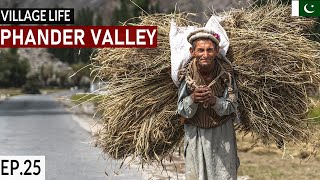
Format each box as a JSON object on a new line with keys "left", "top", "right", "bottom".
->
{"left": 0, "top": 0, "right": 250, "bottom": 24}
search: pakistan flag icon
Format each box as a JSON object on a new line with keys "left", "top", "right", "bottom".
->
{"left": 292, "top": 0, "right": 320, "bottom": 17}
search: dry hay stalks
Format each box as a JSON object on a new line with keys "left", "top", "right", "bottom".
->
{"left": 223, "top": 2, "right": 317, "bottom": 35}
{"left": 92, "top": 13, "right": 199, "bottom": 164}
{"left": 222, "top": 3, "right": 320, "bottom": 145}
{"left": 92, "top": 3, "right": 320, "bottom": 165}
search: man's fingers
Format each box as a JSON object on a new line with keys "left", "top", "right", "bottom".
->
{"left": 194, "top": 88, "right": 204, "bottom": 93}
{"left": 193, "top": 86, "right": 213, "bottom": 103}
{"left": 195, "top": 86, "right": 210, "bottom": 92}
{"left": 193, "top": 96, "right": 207, "bottom": 102}
{"left": 194, "top": 91, "right": 210, "bottom": 97}
{"left": 194, "top": 96, "right": 207, "bottom": 101}
{"left": 193, "top": 93, "right": 211, "bottom": 102}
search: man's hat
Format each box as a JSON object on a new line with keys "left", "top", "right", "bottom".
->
{"left": 187, "top": 28, "right": 220, "bottom": 46}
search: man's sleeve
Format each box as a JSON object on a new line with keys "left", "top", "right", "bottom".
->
{"left": 177, "top": 80, "right": 198, "bottom": 118}
{"left": 212, "top": 77, "right": 238, "bottom": 117}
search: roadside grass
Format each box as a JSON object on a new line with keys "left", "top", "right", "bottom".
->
{"left": 40, "top": 88, "right": 69, "bottom": 94}
{"left": 308, "top": 96, "right": 320, "bottom": 123}
{"left": 309, "top": 105, "right": 320, "bottom": 122}
{"left": 70, "top": 93, "right": 103, "bottom": 105}
{"left": 0, "top": 88, "right": 22, "bottom": 96}
{"left": 0, "top": 88, "right": 70, "bottom": 97}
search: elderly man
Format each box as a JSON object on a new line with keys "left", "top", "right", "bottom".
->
{"left": 178, "top": 28, "right": 239, "bottom": 180}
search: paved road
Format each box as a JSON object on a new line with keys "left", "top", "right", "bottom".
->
{"left": 0, "top": 94, "right": 145, "bottom": 180}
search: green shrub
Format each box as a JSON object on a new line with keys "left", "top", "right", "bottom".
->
{"left": 308, "top": 106, "right": 320, "bottom": 122}
{"left": 0, "top": 49, "right": 30, "bottom": 87}
{"left": 21, "top": 73, "right": 41, "bottom": 94}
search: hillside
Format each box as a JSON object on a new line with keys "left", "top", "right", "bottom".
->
{"left": 18, "top": 48, "right": 71, "bottom": 74}
{"left": 0, "top": 0, "right": 251, "bottom": 24}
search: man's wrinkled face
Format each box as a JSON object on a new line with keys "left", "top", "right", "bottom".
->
{"left": 190, "top": 39, "right": 218, "bottom": 71}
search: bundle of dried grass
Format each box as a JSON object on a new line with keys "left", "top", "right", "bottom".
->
{"left": 92, "top": 13, "right": 199, "bottom": 163}
{"left": 223, "top": 3, "right": 316, "bottom": 35}
{"left": 92, "top": 3, "right": 320, "bottom": 164}
{"left": 222, "top": 4, "right": 320, "bottom": 144}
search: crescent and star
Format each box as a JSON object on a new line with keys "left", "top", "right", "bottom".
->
{"left": 304, "top": 4, "right": 315, "bottom": 14}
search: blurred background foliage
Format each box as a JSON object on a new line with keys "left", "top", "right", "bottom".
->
{"left": 0, "top": 48, "right": 29, "bottom": 88}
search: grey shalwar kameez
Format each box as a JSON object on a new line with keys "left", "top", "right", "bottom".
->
{"left": 177, "top": 68, "right": 239, "bottom": 180}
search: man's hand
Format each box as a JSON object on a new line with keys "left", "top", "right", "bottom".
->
{"left": 191, "top": 85, "right": 216, "bottom": 105}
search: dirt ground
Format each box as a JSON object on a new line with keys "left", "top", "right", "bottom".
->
{"left": 236, "top": 132, "right": 320, "bottom": 180}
